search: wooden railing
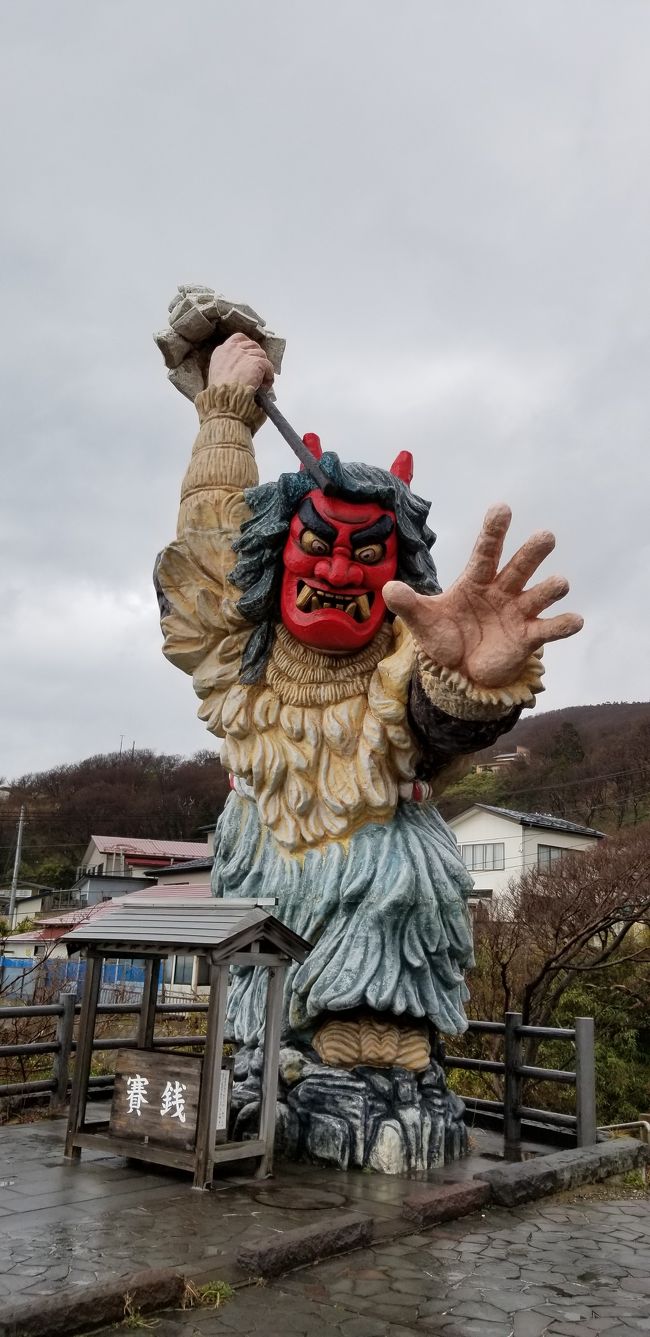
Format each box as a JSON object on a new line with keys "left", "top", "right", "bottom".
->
{"left": 1, "top": 998, "right": 597, "bottom": 1160}
{"left": 0, "top": 995, "right": 210, "bottom": 1108}
{"left": 442, "top": 1012, "right": 596, "bottom": 1158}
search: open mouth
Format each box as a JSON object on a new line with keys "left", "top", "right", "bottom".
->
{"left": 295, "top": 581, "right": 374, "bottom": 622}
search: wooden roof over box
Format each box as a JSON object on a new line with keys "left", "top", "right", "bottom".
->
{"left": 62, "top": 901, "right": 311, "bottom": 962}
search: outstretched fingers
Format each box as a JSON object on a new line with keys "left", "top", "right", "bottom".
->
{"left": 527, "top": 611, "right": 584, "bottom": 650}
{"left": 497, "top": 529, "right": 556, "bottom": 594}
{"left": 464, "top": 504, "right": 513, "bottom": 585}
{"left": 518, "top": 574, "right": 569, "bottom": 618}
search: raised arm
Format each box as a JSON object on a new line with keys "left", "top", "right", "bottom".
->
{"left": 154, "top": 335, "right": 274, "bottom": 729}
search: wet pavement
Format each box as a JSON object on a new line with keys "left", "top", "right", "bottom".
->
{"left": 3, "top": 1115, "right": 649, "bottom": 1335}
{"left": 99, "top": 1196, "right": 650, "bottom": 1336}
{"left": 0, "top": 1110, "right": 506, "bottom": 1304}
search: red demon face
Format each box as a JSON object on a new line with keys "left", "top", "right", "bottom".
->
{"left": 281, "top": 491, "right": 398, "bottom": 652}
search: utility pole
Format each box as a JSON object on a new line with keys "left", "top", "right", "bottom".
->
{"left": 9, "top": 805, "right": 25, "bottom": 926}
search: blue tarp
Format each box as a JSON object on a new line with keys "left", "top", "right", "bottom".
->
{"left": 0, "top": 956, "right": 147, "bottom": 999}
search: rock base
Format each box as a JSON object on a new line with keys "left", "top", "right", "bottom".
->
{"left": 230, "top": 1044, "right": 468, "bottom": 1175}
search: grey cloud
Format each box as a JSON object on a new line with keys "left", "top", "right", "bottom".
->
{"left": 1, "top": 0, "right": 648, "bottom": 777}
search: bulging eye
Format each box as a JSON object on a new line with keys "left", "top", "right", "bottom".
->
{"left": 354, "top": 543, "right": 385, "bottom": 565}
{"left": 300, "top": 529, "right": 331, "bottom": 556}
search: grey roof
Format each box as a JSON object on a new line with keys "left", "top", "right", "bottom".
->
{"left": 63, "top": 902, "right": 311, "bottom": 962}
{"left": 472, "top": 805, "right": 606, "bottom": 839}
{"left": 150, "top": 857, "right": 213, "bottom": 876}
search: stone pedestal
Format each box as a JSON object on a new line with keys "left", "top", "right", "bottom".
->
{"left": 229, "top": 1044, "right": 468, "bottom": 1175}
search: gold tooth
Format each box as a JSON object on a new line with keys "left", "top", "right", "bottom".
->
{"left": 309, "top": 594, "right": 321, "bottom": 612}
{"left": 356, "top": 594, "right": 371, "bottom": 621}
{"left": 295, "top": 583, "right": 313, "bottom": 610}
{"left": 345, "top": 601, "right": 357, "bottom": 617}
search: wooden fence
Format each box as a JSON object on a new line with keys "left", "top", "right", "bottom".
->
{"left": 1, "top": 997, "right": 597, "bottom": 1161}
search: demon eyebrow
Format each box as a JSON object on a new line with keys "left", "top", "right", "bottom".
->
{"left": 351, "top": 515, "right": 395, "bottom": 547}
{"left": 297, "top": 497, "right": 337, "bottom": 542}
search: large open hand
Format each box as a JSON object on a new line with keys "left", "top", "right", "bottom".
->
{"left": 383, "top": 505, "right": 583, "bottom": 688}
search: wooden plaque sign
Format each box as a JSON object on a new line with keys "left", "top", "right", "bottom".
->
{"left": 110, "top": 1050, "right": 202, "bottom": 1151}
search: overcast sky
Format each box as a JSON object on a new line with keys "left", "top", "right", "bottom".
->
{"left": 1, "top": 1, "right": 648, "bottom": 781}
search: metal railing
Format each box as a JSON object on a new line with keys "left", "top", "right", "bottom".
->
{"left": 443, "top": 1011, "right": 596, "bottom": 1159}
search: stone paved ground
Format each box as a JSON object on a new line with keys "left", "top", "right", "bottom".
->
{"left": 106, "top": 1196, "right": 650, "bottom": 1337}
{"left": 0, "top": 1113, "right": 507, "bottom": 1303}
{"left": 5, "top": 1117, "right": 650, "bottom": 1334}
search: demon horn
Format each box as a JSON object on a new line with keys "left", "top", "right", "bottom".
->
{"left": 300, "top": 433, "right": 323, "bottom": 469}
{"left": 390, "top": 451, "right": 414, "bottom": 485}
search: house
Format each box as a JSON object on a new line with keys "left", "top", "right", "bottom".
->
{"left": 0, "top": 885, "right": 80, "bottom": 931}
{"left": 3, "top": 901, "right": 119, "bottom": 962}
{"left": 3, "top": 883, "right": 219, "bottom": 995}
{"left": 2, "top": 881, "right": 277, "bottom": 1001}
{"left": 148, "top": 856, "right": 214, "bottom": 888}
{"left": 0, "top": 887, "right": 47, "bottom": 930}
{"left": 475, "top": 745, "right": 530, "bottom": 774}
{"left": 79, "top": 834, "right": 213, "bottom": 878}
{"left": 75, "top": 835, "right": 212, "bottom": 905}
{"left": 448, "top": 805, "right": 605, "bottom": 904}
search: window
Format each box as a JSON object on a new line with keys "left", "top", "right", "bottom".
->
{"left": 461, "top": 842, "right": 505, "bottom": 872}
{"left": 537, "top": 844, "right": 567, "bottom": 870}
{"left": 173, "top": 955, "right": 194, "bottom": 985}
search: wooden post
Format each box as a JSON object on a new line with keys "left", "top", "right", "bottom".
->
{"left": 64, "top": 954, "right": 102, "bottom": 1159}
{"left": 193, "top": 963, "right": 229, "bottom": 1190}
{"left": 575, "top": 1016, "right": 597, "bottom": 1147}
{"left": 504, "top": 1010, "right": 523, "bottom": 1163}
{"left": 137, "top": 958, "right": 161, "bottom": 1049}
{"left": 50, "top": 991, "right": 76, "bottom": 1112}
{"left": 257, "top": 964, "right": 286, "bottom": 1178}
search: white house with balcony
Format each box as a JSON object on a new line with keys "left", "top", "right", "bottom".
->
{"left": 448, "top": 804, "right": 605, "bottom": 905}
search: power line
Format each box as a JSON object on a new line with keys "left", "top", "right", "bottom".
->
{"left": 503, "top": 762, "right": 650, "bottom": 798}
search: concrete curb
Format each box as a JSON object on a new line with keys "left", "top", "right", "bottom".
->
{"left": 0, "top": 1266, "right": 186, "bottom": 1337}
{"left": 402, "top": 1180, "right": 491, "bottom": 1228}
{"left": 474, "top": 1135, "right": 650, "bottom": 1206}
{"left": 237, "top": 1212, "right": 374, "bottom": 1278}
{"left": 3, "top": 1137, "right": 646, "bottom": 1335}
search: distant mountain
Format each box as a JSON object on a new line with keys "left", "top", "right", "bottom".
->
{"left": 0, "top": 749, "right": 229, "bottom": 890}
{"left": 505, "top": 701, "right": 650, "bottom": 755}
{"left": 3, "top": 702, "right": 649, "bottom": 890}
{"left": 438, "top": 701, "right": 650, "bottom": 833}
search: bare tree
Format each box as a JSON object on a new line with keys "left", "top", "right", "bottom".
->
{"left": 469, "top": 824, "right": 650, "bottom": 1027}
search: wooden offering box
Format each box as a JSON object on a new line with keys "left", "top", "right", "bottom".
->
{"left": 62, "top": 901, "right": 310, "bottom": 1187}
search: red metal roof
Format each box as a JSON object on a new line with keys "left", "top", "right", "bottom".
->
{"left": 90, "top": 836, "right": 211, "bottom": 859}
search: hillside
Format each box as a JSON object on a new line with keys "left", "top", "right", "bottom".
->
{"left": 0, "top": 749, "right": 230, "bottom": 889}
{"left": 438, "top": 701, "right": 650, "bottom": 831}
{"left": 2, "top": 701, "right": 649, "bottom": 889}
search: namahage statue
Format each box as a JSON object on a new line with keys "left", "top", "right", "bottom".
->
{"left": 154, "top": 288, "right": 582, "bottom": 1172}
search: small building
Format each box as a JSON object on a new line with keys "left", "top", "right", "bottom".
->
{"left": 475, "top": 745, "right": 530, "bottom": 774}
{"left": 2, "top": 884, "right": 228, "bottom": 1002}
{"left": 148, "top": 857, "right": 214, "bottom": 889}
{"left": 448, "top": 804, "right": 605, "bottom": 904}
{"left": 0, "top": 887, "right": 47, "bottom": 930}
{"left": 77, "top": 835, "right": 212, "bottom": 893}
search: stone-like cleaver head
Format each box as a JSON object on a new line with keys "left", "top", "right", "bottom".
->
{"left": 154, "top": 285, "right": 285, "bottom": 401}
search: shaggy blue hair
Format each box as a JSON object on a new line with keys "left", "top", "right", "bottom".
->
{"left": 229, "top": 453, "right": 440, "bottom": 683}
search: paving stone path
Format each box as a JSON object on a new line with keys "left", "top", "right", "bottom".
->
{"left": 127, "top": 1196, "right": 650, "bottom": 1337}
